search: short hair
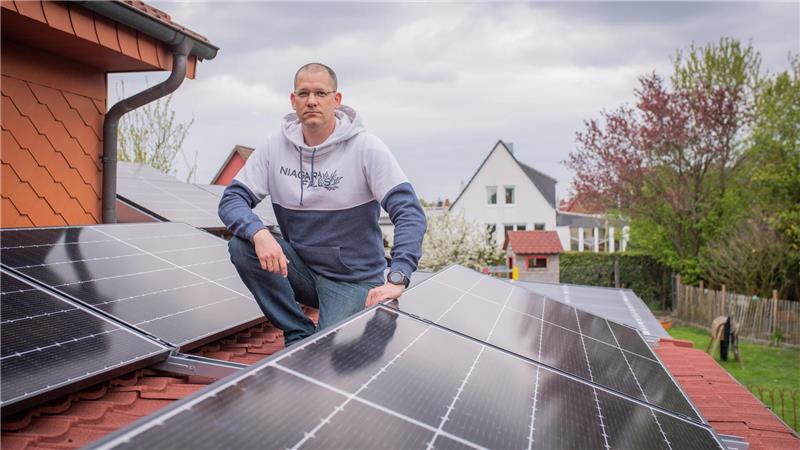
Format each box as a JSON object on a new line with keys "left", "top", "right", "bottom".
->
{"left": 294, "top": 63, "right": 338, "bottom": 91}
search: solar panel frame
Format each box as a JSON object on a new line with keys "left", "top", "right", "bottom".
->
{"left": 117, "top": 176, "right": 226, "bottom": 229}
{"left": 195, "top": 183, "right": 279, "bottom": 229}
{"left": 517, "top": 279, "right": 669, "bottom": 338}
{"left": 89, "top": 305, "right": 723, "bottom": 450}
{"left": 0, "top": 223, "right": 265, "bottom": 351}
{"left": 0, "top": 270, "right": 170, "bottom": 416}
{"left": 391, "top": 264, "right": 707, "bottom": 424}
{"left": 116, "top": 161, "right": 277, "bottom": 230}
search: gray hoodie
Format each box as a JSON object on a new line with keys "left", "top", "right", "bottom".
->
{"left": 219, "top": 105, "right": 426, "bottom": 283}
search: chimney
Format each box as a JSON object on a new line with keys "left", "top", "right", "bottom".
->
{"left": 506, "top": 142, "right": 514, "bottom": 153}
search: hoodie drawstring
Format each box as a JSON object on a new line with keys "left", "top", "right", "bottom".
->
{"left": 297, "top": 146, "right": 318, "bottom": 207}
{"left": 297, "top": 146, "right": 304, "bottom": 206}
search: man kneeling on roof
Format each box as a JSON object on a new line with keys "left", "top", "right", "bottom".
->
{"left": 219, "top": 63, "right": 426, "bottom": 347}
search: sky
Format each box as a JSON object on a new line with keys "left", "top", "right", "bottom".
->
{"left": 110, "top": 1, "right": 799, "bottom": 204}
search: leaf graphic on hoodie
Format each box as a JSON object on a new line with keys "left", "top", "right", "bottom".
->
{"left": 319, "top": 170, "right": 343, "bottom": 191}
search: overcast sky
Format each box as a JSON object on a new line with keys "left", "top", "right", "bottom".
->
{"left": 110, "top": 1, "right": 799, "bottom": 204}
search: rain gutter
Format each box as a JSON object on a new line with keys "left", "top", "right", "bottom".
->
{"left": 77, "top": 1, "right": 219, "bottom": 223}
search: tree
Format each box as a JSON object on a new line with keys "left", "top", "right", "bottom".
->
{"left": 116, "top": 81, "right": 197, "bottom": 182}
{"left": 417, "top": 211, "right": 505, "bottom": 272}
{"left": 740, "top": 56, "right": 800, "bottom": 299}
{"left": 702, "top": 213, "right": 793, "bottom": 298}
{"left": 567, "top": 38, "right": 761, "bottom": 280}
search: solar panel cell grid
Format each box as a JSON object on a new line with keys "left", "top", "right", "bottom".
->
{"left": 0, "top": 271, "right": 168, "bottom": 411}
{"left": 0, "top": 223, "right": 263, "bottom": 349}
{"left": 394, "top": 265, "right": 702, "bottom": 423}
{"left": 92, "top": 306, "right": 722, "bottom": 450}
{"left": 116, "top": 162, "right": 278, "bottom": 229}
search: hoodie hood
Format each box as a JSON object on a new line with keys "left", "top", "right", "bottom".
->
{"left": 282, "top": 105, "right": 365, "bottom": 157}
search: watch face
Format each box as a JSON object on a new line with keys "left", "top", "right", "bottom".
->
{"left": 388, "top": 271, "right": 403, "bottom": 284}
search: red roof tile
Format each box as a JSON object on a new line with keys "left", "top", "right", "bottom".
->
{"left": 656, "top": 338, "right": 800, "bottom": 449}
{"left": 0, "top": 308, "right": 319, "bottom": 450}
{"left": 504, "top": 230, "right": 564, "bottom": 254}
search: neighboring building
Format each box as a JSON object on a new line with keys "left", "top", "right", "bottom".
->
{"left": 210, "top": 144, "right": 254, "bottom": 185}
{"left": 1, "top": 0, "right": 214, "bottom": 228}
{"left": 503, "top": 230, "right": 564, "bottom": 283}
{"left": 557, "top": 210, "right": 629, "bottom": 252}
{"left": 450, "top": 139, "right": 628, "bottom": 252}
{"left": 450, "top": 140, "right": 557, "bottom": 248}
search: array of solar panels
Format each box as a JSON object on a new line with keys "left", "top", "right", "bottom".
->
{"left": 519, "top": 279, "right": 669, "bottom": 338}
{"left": 0, "top": 223, "right": 266, "bottom": 414}
{"left": 93, "top": 265, "right": 722, "bottom": 449}
{"left": 117, "top": 161, "right": 277, "bottom": 229}
{"left": 1, "top": 270, "right": 169, "bottom": 412}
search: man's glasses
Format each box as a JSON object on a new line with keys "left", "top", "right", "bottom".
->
{"left": 295, "top": 90, "right": 336, "bottom": 99}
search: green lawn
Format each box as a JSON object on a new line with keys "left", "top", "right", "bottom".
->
{"left": 668, "top": 324, "right": 800, "bottom": 431}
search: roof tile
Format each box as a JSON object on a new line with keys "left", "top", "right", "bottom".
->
{"left": 504, "top": 230, "right": 564, "bottom": 254}
{"left": 656, "top": 339, "right": 800, "bottom": 449}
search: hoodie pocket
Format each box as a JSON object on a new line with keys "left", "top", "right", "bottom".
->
{"left": 290, "top": 241, "right": 354, "bottom": 274}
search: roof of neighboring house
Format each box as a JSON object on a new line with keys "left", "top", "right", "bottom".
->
{"left": 556, "top": 210, "right": 617, "bottom": 228}
{"left": 211, "top": 145, "right": 255, "bottom": 185}
{"left": 451, "top": 140, "right": 558, "bottom": 209}
{"left": 655, "top": 338, "right": 800, "bottom": 450}
{"left": 503, "top": 230, "right": 564, "bottom": 254}
{"left": 559, "top": 194, "right": 604, "bottom": 214}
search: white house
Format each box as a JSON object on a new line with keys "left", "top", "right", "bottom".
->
{"left": 450, "top": 140, "right": 627, "bottom": 252}
{"left": 450, "top": 140, "right": 558, "bottom": 247}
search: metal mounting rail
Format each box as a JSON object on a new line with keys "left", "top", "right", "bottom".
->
{"left": 152, "top": 353, "right": 247, "bottom": 379}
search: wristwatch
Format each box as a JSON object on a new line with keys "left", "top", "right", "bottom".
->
{"left": 387, "top": 271, "right": 410, "bottom": 288}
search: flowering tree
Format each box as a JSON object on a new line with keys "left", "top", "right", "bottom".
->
{"left": 417, "top": 211, "right": 505, "bottom": 272}
{"left": 116, "top": 81, "right": 197, "bottom": 182}
{"left": 567, "top": 38, "right": 761, "bottom": 279}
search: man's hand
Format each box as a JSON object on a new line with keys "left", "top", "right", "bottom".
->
{"left": 252, "top": 228, "right": 288, "bottom": 277}
{"left": 365, "top": 282, "right": 405, "bottom": 308}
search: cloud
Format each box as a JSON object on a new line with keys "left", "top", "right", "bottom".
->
{"left": 119, "top": 1, "right": 800, "bottom": 200}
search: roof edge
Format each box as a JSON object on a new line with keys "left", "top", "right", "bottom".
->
{"left": 79, "top": 1, "right": 219, "bottom": 60}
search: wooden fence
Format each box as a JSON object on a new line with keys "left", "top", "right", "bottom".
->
{"left": 674, "top": 279, "right": 800, "bottom": 346}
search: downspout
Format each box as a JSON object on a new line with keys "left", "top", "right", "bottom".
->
{"left": 101, "top": 38, "right": 192, "bottom": 223}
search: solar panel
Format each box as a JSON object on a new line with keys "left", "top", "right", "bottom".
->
{"left": 195, "top": 183, "right": 278, "bottom": 229}
{"left": 116, "top": 161, "right": 276, "bottom": 230}
{"left": 90, "top": 306, "right": 722, "bottom": 450}
{"left": 0, "top": 223, "right": 264, "bottom": 350}
{"left": 391, "top": 265, "right": 703, "bottom": 423}
{"left": 518, "top": 279, "right": 669, "bottom": 337}
{"left": 1, "top": 270, "right": 169, "bottom": 414}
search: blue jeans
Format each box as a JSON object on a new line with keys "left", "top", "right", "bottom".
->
{"left": 228, "top": 236, "right": 381, "bottom": 347}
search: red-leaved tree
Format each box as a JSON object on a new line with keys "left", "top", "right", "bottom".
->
{"left": 567, "top": 38, "right": 760, "bottom": 278}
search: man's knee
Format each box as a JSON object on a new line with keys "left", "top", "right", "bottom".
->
{"left": 228, "top": 235, "right": 254, "bottom": 269}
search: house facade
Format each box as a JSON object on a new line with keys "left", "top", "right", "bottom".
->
{"left": 450, "top": 140, "right": 557, "bottom": 247}
{"left": 450, "top": 140, "right": 627, "bottom": 252}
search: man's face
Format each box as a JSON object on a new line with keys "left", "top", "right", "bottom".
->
{"left": 290, "top": 70, "right": 342, "bottom": 132}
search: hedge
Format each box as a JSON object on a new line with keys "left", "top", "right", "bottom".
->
{"left": 559, "top": 252, "right": 672, "bottom": 309}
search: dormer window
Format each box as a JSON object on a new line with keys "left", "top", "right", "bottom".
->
{"left": 504, "top": 186, "right": 515, "bottom": 204}
{"left": 487, "top": 186, "right": 497, "bottom": 205}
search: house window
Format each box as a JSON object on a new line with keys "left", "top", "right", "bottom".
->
{"left": 486, "top": 224, "right": 497, "bottom": 244}
{"left": 487, "top": 186, "right": 497, "bottom": 205}
{"left": 504, "top": 186, "right": 515, "bottom": 204}
{"left": 526, "top": 256, "right": 548, "bottom": 270}
{"left": 534, "top": 223, "right": 545, "bottom": 230}
{"left": 517, "top": 224, "right": 526, "bottom": 231}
